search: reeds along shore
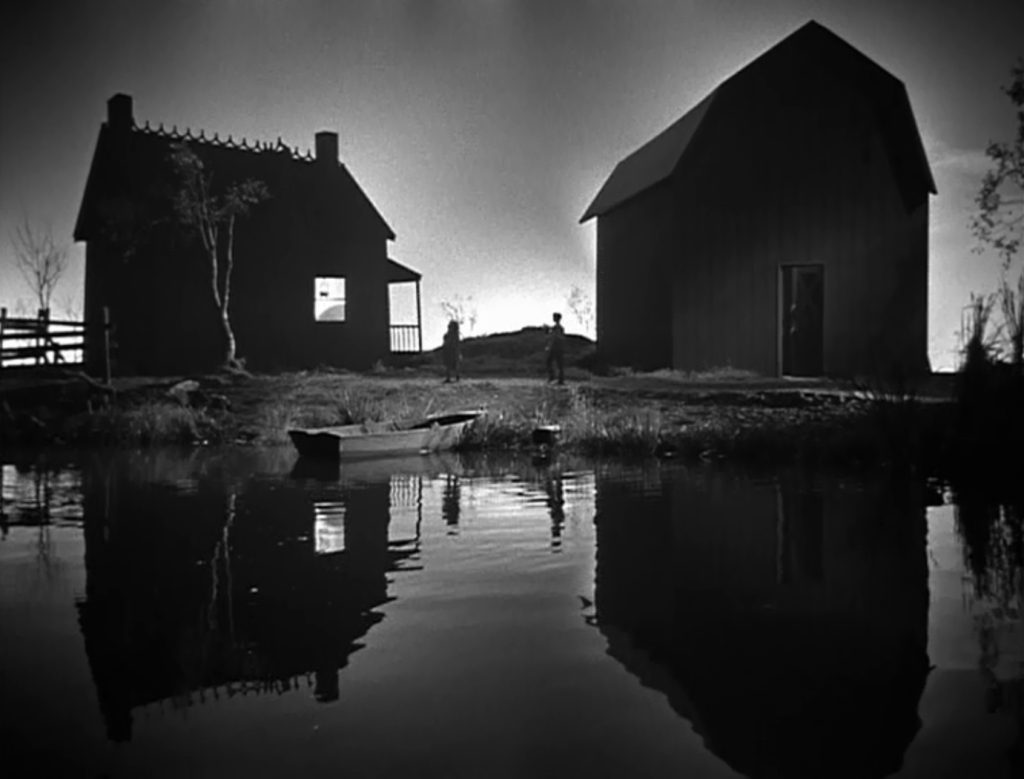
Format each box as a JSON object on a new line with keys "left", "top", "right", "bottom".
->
{"left": 1, "top": 367, "right": 1019, "bottom": 480}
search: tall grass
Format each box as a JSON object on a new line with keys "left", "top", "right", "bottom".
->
{"left": 0, "top": 367, "right": 974, "bottom": 470}
{"left": 552, "top": 388, "right": 662, "bottom": 455}
{"left": 658, "top": 407, "right": 878, "bottom": 467}
{"left": 847, "top": 365, "right": 933, "bottom": 471}
{"left": 250, "top": 379, "right": 429, "bottom": 444}
{"left": 951, "top": 293, "right": 1024, "bottom": 478}
{"left": 257, "top": 376, "right": 934, "bottom": 465}
{"left": 458, "top": 385, "right": 663, "bottom": 456}
{"left": 69, "top": 401, "right": 215, "bottom": 445}
{"left": 645, "top": 365, "right": 762, "bottom": 382}
{"left": 999, "top": 272, "right": 1024, "bottom": 368}
{"left": 960, "top": 293, "right": 1002, "bottom": 374}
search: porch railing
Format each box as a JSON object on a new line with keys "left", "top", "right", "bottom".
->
{"left": 390, "top": 324, "right": 422, "bottom": 354}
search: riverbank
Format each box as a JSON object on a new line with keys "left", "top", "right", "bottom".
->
{"left": 0, "top": 367, "right": 973, "bottom": 473}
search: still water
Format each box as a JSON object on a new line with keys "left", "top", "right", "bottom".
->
{"left": 1, "top": 448, "right": 1020, "bottom": 778}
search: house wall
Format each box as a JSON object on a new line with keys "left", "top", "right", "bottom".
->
{"left": 229, "top": 164, "right": 391, "bottom": 372}
{"left": 665, "top": 63, "right": 930, "bottom": 377}
{"left": 84, "top": 230, "right": 222, "bottom": 376}
{"left": 83, "top": 130, "right": 393, "bottom": 375}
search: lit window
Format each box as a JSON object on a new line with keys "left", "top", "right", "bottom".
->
{"left": 315, "top": 276, "right": 346, "bottom": 322}
{"left": 314, "top": 501, "right": 345, "bottom": 554}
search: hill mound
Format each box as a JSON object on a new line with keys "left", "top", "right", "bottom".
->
{"left": 390, "top": 326, "right": 596, "bottom": 375}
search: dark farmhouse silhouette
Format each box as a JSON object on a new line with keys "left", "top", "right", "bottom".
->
{"left": 74, "top": 94, "right": 422, "bottom": 375}
{"left": 582, "top": 21, "right": 936, "bottom": 376}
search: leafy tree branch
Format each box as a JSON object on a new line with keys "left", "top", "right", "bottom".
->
{"left": 972, "top": 58, "right": 1024, "bottom": 367}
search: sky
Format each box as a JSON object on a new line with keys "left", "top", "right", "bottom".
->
{"left": 1, "top": 0, "right": 1022, "bottom": 370}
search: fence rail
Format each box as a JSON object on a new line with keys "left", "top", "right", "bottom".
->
{"left": 390, "top": 324, "right": 422, "bottom": 354}
{"left": 0, "top": 307, "right": 111, "bottom": 381}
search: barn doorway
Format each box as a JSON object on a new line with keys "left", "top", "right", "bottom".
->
{"left": 780, "top": 264, "right": 824, "bottom": 376}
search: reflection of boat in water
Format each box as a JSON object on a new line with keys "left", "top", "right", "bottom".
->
{"left": 287, "top": 410, "right": 485, "bottom": 459}
{"left": 290, "top": 451, "right": 463, "bottom": 484}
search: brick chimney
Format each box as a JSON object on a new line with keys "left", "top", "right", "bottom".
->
{"left": 315, "top": 131, "right": 338, "bottom": 166}
{"left": 107, "top": 93, "right": 134, "bottom": 132}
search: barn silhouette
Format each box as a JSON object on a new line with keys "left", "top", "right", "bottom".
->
{"left": 583, "top": 21, "right": 936, "bottom": 377}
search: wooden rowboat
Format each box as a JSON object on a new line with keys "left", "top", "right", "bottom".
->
{"left": 287, "top": 409, "right": 485, "bottom": 460}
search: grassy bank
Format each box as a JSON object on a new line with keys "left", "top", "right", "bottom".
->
{"left": 0, "top": 368, "right": 977, "bottom": 474}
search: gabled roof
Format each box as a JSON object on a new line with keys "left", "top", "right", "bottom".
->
{"left": 580, "top": 20, "right": 937, "bottom": 222}
{"left": 74, "top": 102, "right": 396, "bottom": 242}
{"left": 579, "top": 91, "right": 717, "bottom": 222}
{"left": 386, "top": 258, "right": 421, "bottom": 283}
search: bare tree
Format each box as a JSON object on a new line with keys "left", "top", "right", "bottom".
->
{"left": 56, "top": 293, "right": 82, "bottom": 321}
{"left": 11, "top": 219, "right": 69, "bottom": 314}
{"left": 972, "top": 58, "right": 1024, "bottom": 367}
{"left": 10, "top": 298, "right": 34, "bottom": 317}
{"left": 565, "top": 284, "right": 594, "bottom": 335}
{"left": 169, "top": 143, "right": 269, "bottom": 369}
{"left": 439, "top": 294, "right": 478, "bottom": 333}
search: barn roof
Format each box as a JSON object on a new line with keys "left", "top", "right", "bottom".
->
{"left": 579, "top": 91, "right": 717, "bottom": 222}
{"left": 580, "top": 20, "right": 937, "bottom": 222}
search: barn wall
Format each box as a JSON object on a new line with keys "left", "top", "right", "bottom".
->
{"left": 671, "top": 188, "right": 779, "bottom": 375}
{"left": 667, "top": 61, "right": 930, "bottom": 377}
{"left": 596, "top": 183, "right": 675, "bottom": 370}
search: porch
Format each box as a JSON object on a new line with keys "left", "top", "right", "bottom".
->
{"left": 387, "top": 259, "right": 423, "bottom": 354}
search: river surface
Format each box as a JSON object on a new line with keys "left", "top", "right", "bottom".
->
{"left": 0, "top": 448, "right": 1020, "bottom": 778}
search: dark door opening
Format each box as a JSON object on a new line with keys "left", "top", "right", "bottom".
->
{"left": 780, "top": 264, "right": 824, "bottom": 376}
{"left": 776, "top": 487, "right": 824, "bottom": 585}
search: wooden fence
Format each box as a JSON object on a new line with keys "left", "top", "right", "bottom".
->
{"left": 0, "top": 307, "right": 112, "bottom": 382}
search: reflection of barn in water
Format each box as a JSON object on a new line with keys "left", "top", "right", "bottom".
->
{"left": 593, "top": 466, "right": 930, "bottom": 779}
{"left": 75, "top": 454, "right": 421, "bottom": 742}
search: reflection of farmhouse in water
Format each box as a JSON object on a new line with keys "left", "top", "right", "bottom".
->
{"left": 75, "top": 454, "right": 422, "bottom": 742}
{"left": 592, "top": 467, "right": 931, "bottom": 779}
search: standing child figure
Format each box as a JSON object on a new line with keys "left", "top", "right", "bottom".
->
{"left": 545, "top": 312, "right": 565, "bottom": 385}
{"left": 442, "top": 319, "right": 461, "bottom": 382}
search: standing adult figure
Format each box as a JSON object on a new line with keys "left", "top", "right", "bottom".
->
{"left": 546, "top": 312, "right": 566, "bottom": 385}
{"left": 442, "top": 319, "right": 462, "bottom": 382}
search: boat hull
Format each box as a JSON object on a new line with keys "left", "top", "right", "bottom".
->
{"left": 287, "top": 411, "right": 483, "bottom": 460}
